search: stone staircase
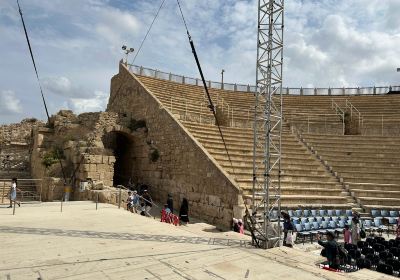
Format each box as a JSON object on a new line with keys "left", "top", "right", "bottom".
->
{"left": 300, "top": 133, "right": 400, "bottom": 216}
{"left": 132, "top": 66, "right": 400, "bottom": 220}
{"left": 135, "top": 73, "right": 359, "bottom": 211}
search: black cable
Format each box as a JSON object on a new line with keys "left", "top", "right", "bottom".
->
{"left": 17, "top": 0, "right": 69, "bottom": 186}
{"left": 130, "top": 0, "right": 167, "bottom": 67}
{"left": 16, "top": 0, "right": 50, "bottom": 123}
{"left": 175, "top": 0, "right": 235, "bottom": 174}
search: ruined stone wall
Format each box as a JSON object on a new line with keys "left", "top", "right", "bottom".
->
{"left": 0, "top": 119, "right": 44, "bottom": 145}
{"left": 106, "top": 63, "right": 243, "bottom": 229}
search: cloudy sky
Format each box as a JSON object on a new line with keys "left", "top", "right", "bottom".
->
{"left": 0, "top": 0, "right": 399, "bottom": 124}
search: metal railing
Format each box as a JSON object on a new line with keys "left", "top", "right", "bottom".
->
{"left": 1, "top": 178, "right": 42, "bottom": 203}
{"left": 345, "top": 99, "right": 363, "bottom": 130}
{"left": 331, "top": 100, "right": 345, "bottom": 135}
{"left": 285, "top": 113, "right": 344, "bottom": 134}
{"left": 128, "top": 64, "right": 399, "bottom": 96}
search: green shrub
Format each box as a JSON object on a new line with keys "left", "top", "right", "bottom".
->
{"left": 41, "top": 148, "right": 64, "bottom": 168}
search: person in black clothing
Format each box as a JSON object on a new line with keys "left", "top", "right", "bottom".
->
{"left": 167, "top": 193, "right": 174, "bottom": 214}
{"left": 317, "top": 231, "right": 339, "bottom": 269}
{"left": 282, "top": 212, "right": 294, "bottom": 247}
{"left": 141, "top": 190, "right": 153, "bottom": 217}
{"left": 179, "top": 198, "right": 189, "bottom": 224}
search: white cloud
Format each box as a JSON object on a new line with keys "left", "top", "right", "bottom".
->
{"left": 0, "top": 90, "right": 22, "bottom": 115}
{"left": 0, "top": 0, "right": 399, "bottom": 124}
{"left": 68, "top": 90, "right": 108, "bottom": 113}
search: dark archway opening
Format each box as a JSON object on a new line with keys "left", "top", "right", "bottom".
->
{"left": 102, "top": 132, "right": 134, "bottom": 187}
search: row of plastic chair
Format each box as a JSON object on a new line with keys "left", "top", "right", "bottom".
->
{"left": 293, "top": 216, "right": 352, "bottom": 225}
{"left": 295, "top": 220, "right": 347, "bottom": 244}
{"left": 288, "top": 209, "right": 352, "bottom": 218}
{"left": 371, "top": 210, "right": 399, "bottom": 218}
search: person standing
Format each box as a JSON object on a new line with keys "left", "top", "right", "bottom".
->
{"left": 343, "top": 224, "right": 352, "bottom": 244}
{"left": 141, "top": 190, "right": 153, "bottom": 217}
{"left": 132, "top": 190, "right": 140, "bottom": 213}
{"left": 351, "top": 217, "right": 360, "bottom": 245}
{"left": 167, "top": 194, "right": 174, "bottom": 214}
{"left": 179, "top": 198, "right": 189, "bottom": 225}
{"left": 282, "top": 211, "right": 294, "bottom": 247}
{"left": 8, "top": 178, "right": 20, "bottom": 208}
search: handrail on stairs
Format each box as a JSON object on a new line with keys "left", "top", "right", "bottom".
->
{"left": 331, "top": 100, "right": 345, "bottom": 135}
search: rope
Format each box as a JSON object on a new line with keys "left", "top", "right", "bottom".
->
{"left": 129, "top": 0, "right": 167, "bottom": 66}
{"left": 16, "top": 0, "right": 50, "bottom": 123}
{"left": 175, "top": 0, "right": 236, "bottom": 175}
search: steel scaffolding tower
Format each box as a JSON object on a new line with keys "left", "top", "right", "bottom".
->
{"left": 251, "top": 0, "right": 284, "bottom": 249}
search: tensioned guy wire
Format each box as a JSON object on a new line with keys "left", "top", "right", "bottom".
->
{"left": 175, "top": 0, "right": 236, "bottom": 175}
{"left": 130, "top": 0, "right": 167, "bottom": 66}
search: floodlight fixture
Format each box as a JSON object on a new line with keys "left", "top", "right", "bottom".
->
{"left": 121, "top": 45, "right": 135, "bottom": 66}
{"left": 397, "top": 68, "right": 400, "bottom": 72}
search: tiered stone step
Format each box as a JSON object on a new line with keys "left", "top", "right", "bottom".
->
{"left": 180, "top": 121, "right": 350, "bottom": 209}
{"left": 301, "top": 133, "right": 400, "bottom": 211}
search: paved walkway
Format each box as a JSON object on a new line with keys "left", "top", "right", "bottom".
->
{"left": 0, "top": 202, "right": 394, "bottom": 279}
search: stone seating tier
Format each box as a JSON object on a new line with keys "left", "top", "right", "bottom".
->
{"left": 136, "top": 73, "right": 399, "bottom": 214}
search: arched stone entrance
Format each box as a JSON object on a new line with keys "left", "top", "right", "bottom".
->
{"left": 102, "top": 131, "right": 134, "bottom": 187}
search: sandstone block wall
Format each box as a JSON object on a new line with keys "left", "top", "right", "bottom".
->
{"left": 106, "top": 63, "right": 243, "bottom": 229}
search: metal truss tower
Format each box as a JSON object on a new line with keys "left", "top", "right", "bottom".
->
{"left": 252, "top": 0, "right": 284, "bottom": 249}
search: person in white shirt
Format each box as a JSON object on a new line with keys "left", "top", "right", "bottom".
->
{"left": 8, "top": 178, "right": 20, "bottom": 208}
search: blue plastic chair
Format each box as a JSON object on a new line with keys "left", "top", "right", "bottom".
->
{"left": 374, "top": 218, "right": 387, "bottom": 236}
{"left": 332, "top": 216, "right": 339, "bottom": 223}
{"left": 271, "top": 210, "right": 278, "bottom": 220}
{"left": 321, "top": 221, "right": 329, "bottom": 230}
{"left": 304, "top": 223, "right": 315, "bottom": 243}
{"left": 335, "top": 209, "right": 342, "bottom": 217}
{"left": 371, "top": 209, "right": 379, "bottom": 217}
{"left": 345, "top": 210, "right": 352, "bottom": 217}
{"left": 390, "top": 211, "right": 398, "bottom": 217}
{"left": 388, "top": 217, "right": 397, "bottom": 225}
{"left": 381, "top": 210, "right": 389, "bottom": 217}
{"left": 363, "top": 220, "right": 373, "bottom": 233}
{"left": 316, "top": 216, "right": 323, "bottom": 224}
{"left": 288, "top": 210, "right": 295, "bottom": 217}
{"left": 327, "top": 209, "right": 334, "bottom": 217}
{"left": 311, "top": 209, "right": 317, "bottom": 217}
{"left": 295, "top": 210, "right": 302, "bottom": 217}
{"left": 314, "top": 221, "right": 326, "bottom": 235}
{"left": 295, "top": 223, "right": 309, "bottom": 244}
{"left": 328, "top": 221, "right": 338, "bottom": 232}
{"left": 303, "top": 209, "right": 310, "bottom": 217}
{"left": 319, "top": 209, "right": 326, "bottom": 217}
{"left": 300, "top": 217, "right": 308, "bottom": 225}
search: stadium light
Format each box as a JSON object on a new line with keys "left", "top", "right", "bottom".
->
{"left": 122, "top": 45, "right": 135, "bottom": 66}
{"left": 397, "top": 68, "right": 400, "bottom": 72}
{"left": 221, "top": 69, "right": 225, "bottom": 85}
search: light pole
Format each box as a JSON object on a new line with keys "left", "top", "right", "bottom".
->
{"left": 221, "top": 69, "right": 225, "bottom": 89}
{"left": 122, "top": 45, "right": 134, "bottom": 66}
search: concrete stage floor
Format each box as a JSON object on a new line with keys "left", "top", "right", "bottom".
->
{"left": 0, "top": 202, "right": 395, "bottom": 280}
